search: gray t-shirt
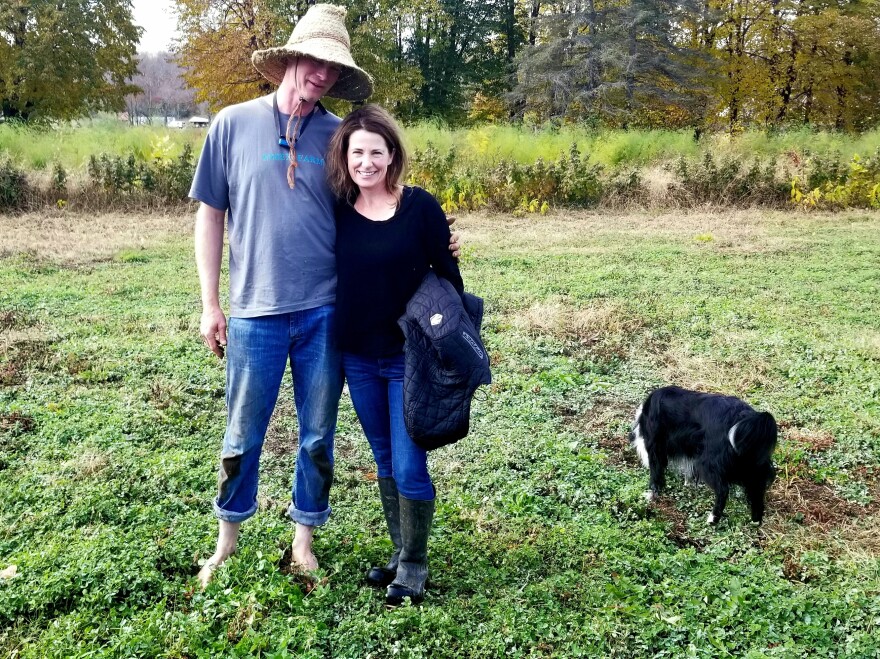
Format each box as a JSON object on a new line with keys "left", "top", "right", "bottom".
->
{"left": 189, "top": 94, "right": 341, "bottom": 318}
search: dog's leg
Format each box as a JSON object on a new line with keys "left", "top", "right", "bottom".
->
{"left": 705, "top": 478, "right": 729, "bottom": 525}
{"left": 646, "top": 453, "right": 667, "bottom": 501}
{"left": 745, "top": 482, "right": 767, "bottom": 524}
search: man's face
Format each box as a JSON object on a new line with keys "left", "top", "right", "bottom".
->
{"left": 293, "top": 56, "right": 341, "bottom": 101}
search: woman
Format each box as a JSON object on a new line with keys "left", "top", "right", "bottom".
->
{"left": 327, "top": 105, "right": 463, "bottom": 605}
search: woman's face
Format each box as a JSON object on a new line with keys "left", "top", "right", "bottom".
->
{"left": 346, "top": 129, "right": 394, "bottom": 193}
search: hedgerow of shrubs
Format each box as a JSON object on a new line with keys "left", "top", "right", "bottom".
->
{"left": 408, "top": 143, "right": 605, "bottom": 214}
{"left": 407, "top": 143, "right": 880, "bottom": 214}
{"left": 2, "top": 142, "right": 879, "bottom": 214}
{"left": 0, "top": 138, "right": 195, "bottom": 213}
{"left": 0, "top": 156, "right": 30, "bottom": 212}
{"left": 668, "top": 153, "right": 791, "bottom": 206}
{"left": 791, "top": 150, "right": 880, "bottom": 209}
{"left": 87, "top": 144, "right": 194, "bottom": 203}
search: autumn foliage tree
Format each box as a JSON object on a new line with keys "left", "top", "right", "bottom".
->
{"left": 174, "top": 0, "right": 305, "bottom": 111}
{"left": 693, "top": 0, "right": 880, "bottom": 130}
{"left": 337, "top": 0, "right": 424, "bottom": 113}
{"left": 175, "top": 0, "right": 427, "bottom": 115}
{"left": 0, "top": 0, "right": 141, "bottom": 122}
{"left": 172, "top": 0, "right": 880, "bottom": 129}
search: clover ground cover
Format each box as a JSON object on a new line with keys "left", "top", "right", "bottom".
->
{"left": 1, "top": 209, "right": 878, "bottom": 657}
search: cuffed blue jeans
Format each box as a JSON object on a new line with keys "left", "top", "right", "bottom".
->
{"left": 342, "top": 352, "right": 434, "bottom": 501}
{"left": 213, "top": 305, "right": 343, "bottom": 526}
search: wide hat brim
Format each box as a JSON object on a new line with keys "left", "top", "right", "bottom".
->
{"left": 251, "top": 40, "right": 373, "bottom": 102}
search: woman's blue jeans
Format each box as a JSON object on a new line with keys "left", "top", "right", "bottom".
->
{"left": 342, "top": 352, "right": 434, "bottom": 501}
{"left": 213, "top": 305, "right": 343, "bottom": 526}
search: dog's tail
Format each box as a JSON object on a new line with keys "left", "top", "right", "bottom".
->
{"left": 729, "top": 411, "right": 777, "bottom": 458}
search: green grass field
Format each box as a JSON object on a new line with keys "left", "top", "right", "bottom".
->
{"left": 3, "top": 119, "right": 880, "bottom": 171}
{"left": 0, "top": 120, "right": 206, "bottom": 172}
{"left": 1, "top": 208, "right": 879, "bottom": 657}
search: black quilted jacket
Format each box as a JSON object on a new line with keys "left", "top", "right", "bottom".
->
{"left": 397, "top": 271, "right": 492, "bottom": 450}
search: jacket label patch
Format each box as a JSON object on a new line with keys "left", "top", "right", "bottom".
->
{"left": 461, "top": 331, "right": 484, "bottom": 359}
{"left": 430, "top": 313, "right": 444, "bottom": 326}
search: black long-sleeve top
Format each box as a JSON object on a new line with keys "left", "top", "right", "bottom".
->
{"left": 335, "top": 185, "right": 464, "bottom": 357}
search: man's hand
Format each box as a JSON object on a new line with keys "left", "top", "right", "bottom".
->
{"left": 200, "top": 305, "right": 228, "bottom": 358}
{"left": 195, "top": 202, "right": 227, "bottom": 358}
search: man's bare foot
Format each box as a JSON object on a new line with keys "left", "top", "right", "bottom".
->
{"left": 291, "top": 523, "right": 318, "bottom": 572}
{"left": 197, "top": 550, "right": 234, "bottom": 590}
{"left": 197, "top": 557, "right": 221, "bottom": 590}
{"left": 197, "top": 520, "right": 240, "bottom": 590}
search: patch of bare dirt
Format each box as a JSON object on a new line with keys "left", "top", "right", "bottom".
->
{"left": 651, "top": 496, "right": 708, "bottom": 549}
{"left": 0, "top": 411, "right": 35, "bottom": 434}
{"left": 0, "top": 337, "right": 53, "bottom": 385}
{"left": 0, "top": 361, "right": 19, "bottom": 386}
{"left": 778, "top": 421, "right": 835, "bottom": 453}
{"left": 263, "top": 424, "right": 296, "bottom": 460}
{"left": 566, "top": 396, "right": 643, "bottom": 469}
{"left": 0, "top": 210, "right": 192, "bottom": 264}
{"left": 767, "top": 477, "right": 880, "bottom": 530}
{"left": 0, "top": 309, "right": 37, "bottom": 333}
{"left": 0, "top": 311, "right": 15, "bottom": 333}
{"left": 457, "top": 209, "right": 875, "bottom": 258}
{"left": 262, "top": 394, "right": 297, "bottom": 459}
{"left": 598, "top": 434, "right": 644, "bottom": 470}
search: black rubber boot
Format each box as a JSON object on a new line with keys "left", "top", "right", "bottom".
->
{"left": 386, "top": 496, "right": 435, "bottom": 606}
{"left": 365, "top": 477, "right": 402, "bottom": 588}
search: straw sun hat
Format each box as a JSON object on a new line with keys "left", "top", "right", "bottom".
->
{"left": 251, "top": 4, "right": 373, "bottom": 101}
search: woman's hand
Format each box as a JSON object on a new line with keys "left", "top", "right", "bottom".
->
{"left": 447, "top": 215, "right": 462, "bottom": 259}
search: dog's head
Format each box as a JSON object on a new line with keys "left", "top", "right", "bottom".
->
{"left": 627, "top": 402, "right": 644, "bottom": 445}
{"left": 765, "top": 461, "right": 777, "bottom": 487}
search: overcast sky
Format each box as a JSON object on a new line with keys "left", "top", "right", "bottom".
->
{"left": 132, "top": 0, "right": 179, "bottom": 54}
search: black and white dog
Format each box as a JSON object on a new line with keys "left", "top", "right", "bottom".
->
{"left": 629, "top": 386, "right": 778, "bottom": 524}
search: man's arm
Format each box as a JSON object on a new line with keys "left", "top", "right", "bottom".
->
{"left": 195, "top": 202, "right": 228, "bottom": 358}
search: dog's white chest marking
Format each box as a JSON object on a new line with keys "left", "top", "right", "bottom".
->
{"left": 631, "top": 404, "right": 650, "bottom": 468}
{"left": 671, "top": 457, "right": 698, "bottom": 484}
{"left": 634, "top": 431, "right": 649, "bottom": 468}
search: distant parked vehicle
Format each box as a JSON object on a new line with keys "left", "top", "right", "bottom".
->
{"left": 167, "top": 119, "right": 185, "bottom": 129}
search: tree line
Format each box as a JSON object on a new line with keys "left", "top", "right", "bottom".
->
{"left": 174, "top": 0, "right": 880, "bottom": 130}
{"left": 1, "top": 0, "right": 140, "bottom": 122}
{"left": 124, "top": 53, "right": 206, "bottom": 126}
{"left": 2, "top": 0, "right": 879, "bottom": 130}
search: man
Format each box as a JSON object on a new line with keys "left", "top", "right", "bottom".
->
{"left": 190, "top": 4, "right": 457, "bottom": 588}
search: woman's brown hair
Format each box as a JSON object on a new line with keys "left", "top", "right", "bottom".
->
{"left": 326, "top": 104, "right": 408, "bottom": 204}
